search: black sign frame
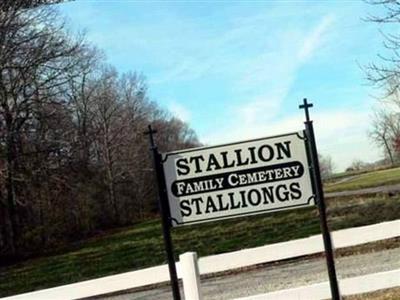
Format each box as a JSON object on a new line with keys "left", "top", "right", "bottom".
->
{"left": 146, "top": 99, "right": 341, "bottom": 300}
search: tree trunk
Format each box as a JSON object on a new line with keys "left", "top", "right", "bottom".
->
{"left": 4, "top": 116, "right": 18, "bottom": 256}
{"left": 383, "top": 136, "right": 394, "bottom": 165}
{"left": 103, "top": 130, "right": 119, "bottom": 224}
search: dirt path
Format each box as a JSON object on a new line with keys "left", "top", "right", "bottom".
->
{"left": 325, "top": 183, "right": 400, "bottom": 198}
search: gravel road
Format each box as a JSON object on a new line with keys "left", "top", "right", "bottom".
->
{"left": 325, "top": 183, "right": 400, "bottom": 198}
{"left": 99, "top": 246, "right": 400, "bottom": 300}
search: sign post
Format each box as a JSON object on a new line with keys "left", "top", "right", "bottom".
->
{"left": 145, "top": 125, "right": 181, "bottom": 300}
{"left": 147, "top": 99, "right": 341, "bottom": 299}
{"left": 300, "top": 98, "right": 341, "bottom": 300}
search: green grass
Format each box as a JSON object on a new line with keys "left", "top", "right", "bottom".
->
{"left": 324, "top": 167, "right": 400, "bottom": 193}
{"left": 1, "top": 194, "right": 399, "bottom": 297}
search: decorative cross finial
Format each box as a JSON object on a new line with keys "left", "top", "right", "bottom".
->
{"left": 299, "top": 98, "right": 313, "bottom": 122}
{"left": 144, "top": 124, "right": 158, "bottom": 149}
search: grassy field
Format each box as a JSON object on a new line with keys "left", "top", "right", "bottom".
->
{"left": 324, "top": 167, "right": 400, "bottom": 193}
{"left": 0, "top": 192, "right": 399, "bottom": 297}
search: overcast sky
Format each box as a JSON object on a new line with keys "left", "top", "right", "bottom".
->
{"left": 59, "top": 1, "right": 393, "bottom": 171}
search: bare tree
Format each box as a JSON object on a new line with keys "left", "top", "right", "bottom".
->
{"left": 1, "top": 0, "right": 74, "bottom": 10}
{"left": 318, "top": 154, "right": 335, "bottom": 181}
{"left": 117, "top": 72, "right": 153, "bottom": 220}
{"left": 346, "top": 159, "right": 370, "bottom": 172}
{"left": 0, "top": 2, "right": 84, "bottom": 255}
{"left": 91, "top": 66, "right": 131, "bottom": 224}
{"left": 364, "top": 1, "right": 400, "bottom": 96}
{"left": 364, "top": 1, "right": 400, "bottom": 165}
{"left": 64, "top": 47, "right": 102, "bottom": 168}
{"left": 154, "top": 117, "right": 200, "bottom": 152}
{"left": 369, "top": 109, "right": 400, "bottom": 164}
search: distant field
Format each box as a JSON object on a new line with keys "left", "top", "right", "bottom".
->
{"left": 1, "top": 192, "right": 399, "bottom": 297}
{"left": 325, "top": 167, "right": 400, "bottom": 193}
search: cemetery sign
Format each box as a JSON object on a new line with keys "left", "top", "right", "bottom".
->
{"left": 162, "top": 131, "right": 314, "bottom": 226}
{"left": 146, "top": 99, "right": 341, "bottom": 300}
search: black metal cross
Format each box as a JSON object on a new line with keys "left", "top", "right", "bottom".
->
{"left": 299, "top": 98, "right": 313, "bottom": 122}
{"left": 144, "top": 124, "right": 157, "bottom": 149}
{"left": 144, "top": 124, "right": 181, "bottom": 300}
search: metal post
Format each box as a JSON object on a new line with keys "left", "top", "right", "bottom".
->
{"left": 299, "top": 99, "right": 341, "bottom": 300}
{"left": 145, "top": 125, "right": 181, "bottom": 300}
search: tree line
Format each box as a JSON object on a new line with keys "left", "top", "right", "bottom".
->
{"left": 0, "top": 1, "right": 199, "bottom": 261}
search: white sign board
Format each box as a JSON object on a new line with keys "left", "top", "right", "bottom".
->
{"left": 162, "top": 131, "right": 314, "bottom": 226}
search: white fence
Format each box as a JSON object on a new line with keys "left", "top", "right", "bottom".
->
{"left": 235, "top": 269, "right": 400, "bottom": 300}
{"left": 3, "top": 219, "right": 400, "bottom": 300}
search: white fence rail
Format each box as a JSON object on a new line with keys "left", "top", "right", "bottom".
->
{"left": 199, "top": 219, "right": 400, "bottom": 274}
{"left": 2, "top": 219, "right": 400, "bottom": 300}
{"left": 235, "top": 269, "right": 400, "bottom": 300}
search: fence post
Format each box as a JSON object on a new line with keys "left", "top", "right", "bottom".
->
{"left": 180, "top": 252, "right": 203, "bottom": 300}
